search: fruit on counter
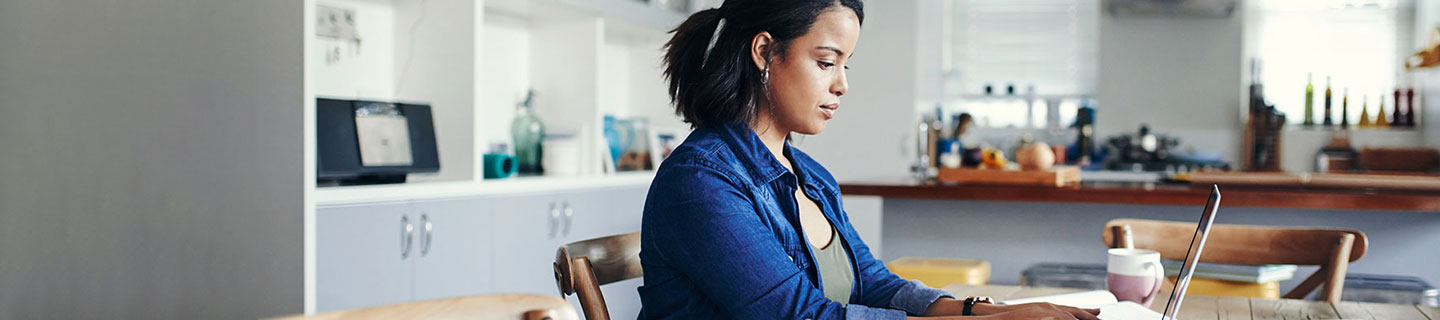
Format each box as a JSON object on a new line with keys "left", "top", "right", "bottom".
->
{"left": 981, "top": 148, "right": 1008, "bottom": 169}
{"left": 1015, "top": 142, "right": 1055, "bottom": 171}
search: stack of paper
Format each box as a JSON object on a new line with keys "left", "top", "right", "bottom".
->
{"left": 1162, "top": 260, "right": 1297, "bottom": 283}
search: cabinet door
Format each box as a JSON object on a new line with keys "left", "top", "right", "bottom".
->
{"left": 489, "top": 193, "right": 563, "bottom": 295}
{"left": 596, "top": 187, "right": 649, "bottom": 319}
{"left": 607, "top": 186, "right": 648, "bottom": 235}
{"left": 411, "top": 197, "right": 494, "bottom": 301}
{"left": 555, "top": 189, "right": 613, "bottom": 242}
{"left": 316, "top": 202, "right": 415, "bottom": 312}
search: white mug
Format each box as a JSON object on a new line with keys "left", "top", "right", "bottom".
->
{"left": 1107, "top": 248, "right": 1165, "bottom": 307}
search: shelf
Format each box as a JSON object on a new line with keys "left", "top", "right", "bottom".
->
{"left": 485, "top": 0, "right": 687, "bottom": 32}
{"left": 314, "top": 172, "right": 656, "bottom": 205}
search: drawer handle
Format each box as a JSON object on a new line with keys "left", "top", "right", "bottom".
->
{"left": 562, "top": 202, "right": 573, "bottom": 237}
{"left": 420, "top": 213, "right": 433, "bottom": 257}
{"left": 401, "top": 215, "right": 414, "bottom": 259}
{"left": 548, "top": 203, "right": 561, "bottom": 239}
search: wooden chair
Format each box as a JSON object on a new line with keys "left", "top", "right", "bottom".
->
{"left": 553, "top": 232, "right": 643, "bottom": 320}
{"left": 1102, "top": 218, "right": 1367, "bottom": 303}
{"left": 268, "top": 294, "right": 579, "bottom": 320}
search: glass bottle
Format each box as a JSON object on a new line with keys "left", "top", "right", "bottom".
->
{"left": 1376, "top": 95, "right": 1389, "bottom": 127}
{"left": 512, "top": 90, "right": 545, "bottom": 175}
{"left": 1340, "top": 88, "right": 1349, "bottom": 129}
{"left": 1394, "top": 89, "right": 1405, "bottom": 127}
{"left": 1303, "top": 73, "right": 1315, "bottom": 126}
{"left": 1405, "top": 87, "right": 1416, "bottom": 127}
{"left": 1323, "top": 77, "right": 1333, "bottom": 127}
{"left": 1358, "top": 95, "right": 1370, "bottom": 128}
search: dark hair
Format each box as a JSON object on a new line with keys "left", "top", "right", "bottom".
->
{"left": 663, "top": 0, "right": 864, "bottom": 128}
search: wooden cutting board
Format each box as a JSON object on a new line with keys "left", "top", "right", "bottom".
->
{"left": 937, "top": 166, "right": 1081, "bottom": 187}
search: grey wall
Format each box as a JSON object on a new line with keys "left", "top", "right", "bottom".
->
{"left": 1097, "top": 9, "right": 1246, "bottom": 166}
{"left": 881, "top": 199, "right": 1440, "bottom": 295}
{"left": 0, "top": 1, "right": 303, "bottom": 318}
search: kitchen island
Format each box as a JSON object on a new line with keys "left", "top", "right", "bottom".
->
{"left": 836, "top": 175, "right": 1440, "bottom": 297}
{"left": 841, "top": 178, "right": 1440, "bottom": 212}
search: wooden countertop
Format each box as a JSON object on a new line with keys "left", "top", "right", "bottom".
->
{"left": 840, "top": 178, "right": 1440, "bottom": 212}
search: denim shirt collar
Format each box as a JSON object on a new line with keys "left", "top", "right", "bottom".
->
{"left": 710, "top": 122, "right": 827, "bottom": 193}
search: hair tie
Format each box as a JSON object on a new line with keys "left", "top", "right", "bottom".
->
{"left": 701, "top": 18, "right": 726, "bottom": 68}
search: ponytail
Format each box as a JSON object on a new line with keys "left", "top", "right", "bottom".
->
{"left": 662, "top": 0, "right": 864, "bottom": 129}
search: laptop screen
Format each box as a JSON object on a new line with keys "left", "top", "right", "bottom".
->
{"left": 1160, "top": 185, "right": 1221, "bottom": 319}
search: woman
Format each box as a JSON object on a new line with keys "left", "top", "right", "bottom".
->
{"left": 638, "top": 1, "right": 1102, "bottom": 319}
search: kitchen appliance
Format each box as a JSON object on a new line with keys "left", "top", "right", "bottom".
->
{"left": 317, "top": 98, "right": 440, "bottom": 185}
{"left": 1103, "top": 125, "right": 1229, "bottom": 172}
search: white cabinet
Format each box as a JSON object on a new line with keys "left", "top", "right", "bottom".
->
{"left": 487, "top": 187, "right": 650, "bottom": 319}
{"left": 411, "top": 198, "right": 495, "bottom": 301}
{"left": 316, "top": 202, "right": 417, "bottom": 312}
{"left": 315, "top": 185, "right": 651, "bottom": 314}
{"left": 316, "top": 198, "right": 496, "bottom": 312}
{"left": 489, "top": 192, "right": 563, "bottom": 296}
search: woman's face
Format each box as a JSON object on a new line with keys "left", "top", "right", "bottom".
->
{"left": 757, "top": 7, "right": 861, "bottom": 135}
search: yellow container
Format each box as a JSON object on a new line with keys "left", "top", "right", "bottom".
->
{"left": 1169, "top": 277, "right": 1280, "bottom": 299}
{"left": 887, "top": 257, "right": 991, "bottom": 287}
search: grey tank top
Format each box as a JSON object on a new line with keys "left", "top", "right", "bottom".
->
{"left": 811, "top": 226, "right": 854, "bottom": 304}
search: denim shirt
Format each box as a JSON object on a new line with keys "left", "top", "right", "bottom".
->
{"left": 637, "top": 123, "right": 954, "bottom": 319}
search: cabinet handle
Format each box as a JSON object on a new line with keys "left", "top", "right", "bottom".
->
{"left": 401, "top": 215, "right": 414, "bottom": 259}
{"left": 562, "top": 201, "right": 573, "bottom": 236}
{"left": 420, "top": 213, "right": 433, "bottom": 257}
{"left": 548, "top": 202, "right": 561, "bottom": 239}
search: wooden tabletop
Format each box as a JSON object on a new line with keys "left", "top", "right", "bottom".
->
{"left": 943, "top": 283, "right": 1440, "bottom": 320}
{"left": 840, "top": 179, "right": 1440, "bottom": 212}
{"left": 268, "top": 294, "right": 579, "bottom": 320}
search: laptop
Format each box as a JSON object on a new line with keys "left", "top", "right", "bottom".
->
{"left": 1006, "top": 185, "right": 1221, "bottom": 320}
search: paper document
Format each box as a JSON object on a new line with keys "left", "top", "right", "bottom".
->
{"left": 1003, "top": 290, "right": 1167, "bottom": 320}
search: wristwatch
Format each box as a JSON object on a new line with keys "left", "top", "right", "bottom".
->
{"left": 962, "top": 296, "right": 995, "bottom": 316}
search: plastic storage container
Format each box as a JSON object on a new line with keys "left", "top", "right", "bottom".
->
{"left": 1341, "top": 274, "right": 1438, "bottom": 306}
{"left": 1020, "top": 263, "right": 1108, "bottom": 290}
{"left": 887, "top": 257, "right": 991, "bottom": 288}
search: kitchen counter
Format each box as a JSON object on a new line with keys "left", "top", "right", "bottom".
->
{"left": 840, "top": 177, "right": 1440, "bottom": 212}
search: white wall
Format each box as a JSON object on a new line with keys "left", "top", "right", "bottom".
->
{"left": 314, "top": 0, "right": 397, "bottom": 99}
{"left": 800, "top": 0, "right": 931, "bottom": 182}
{"left": 393, "top": 0, "right": 479, "bottom": 182}
{"left": 0, "top": 0, "right": 303, "bottom": 318}
{"left": 479, "top": 11, "right": 532, "bottom": 151}
{"left": 1418, "top": 0, "right": 1440, "bottom": 150}
{"left": 1096, "top": 8, "right": 1247, "bottom": 167}
{"left": 312, "top": 0, "right": 477, "bottom": 182}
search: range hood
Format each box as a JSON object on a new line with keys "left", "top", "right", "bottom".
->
{"left": 1104, "top": 0, "right": 1237, "bottom": 18}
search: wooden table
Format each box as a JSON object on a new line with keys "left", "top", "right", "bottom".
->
{"left": 268, "top": 294, "right": 579, "bottom": 320}
{"left": 943, "top": 284, "right": 1440, "bottom": 320}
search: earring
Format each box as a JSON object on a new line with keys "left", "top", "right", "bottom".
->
{"left": 762, "top": 63, "right": 770, "bottom": 84}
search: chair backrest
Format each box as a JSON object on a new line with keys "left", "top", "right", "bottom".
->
{"left": 267, "top": 294, "right": 579, "bottom": 320}
{"left": 1102, "top": 218, "right": 1367, "bottom": 303}
{"left": 553, "top": 232, "right": 643, "bottom": 320}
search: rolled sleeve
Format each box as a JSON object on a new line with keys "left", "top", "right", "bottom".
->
{"left": 888, "top": 280, "right": 957, "bottom": 316}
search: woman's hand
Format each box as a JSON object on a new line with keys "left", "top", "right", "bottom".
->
{"left": 978, "top": 302, "right": 1100, "bottom": 320}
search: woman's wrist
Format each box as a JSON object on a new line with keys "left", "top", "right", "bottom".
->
{"left": 969, "top": 302, "right": 1005, "bottom": 315}
{"left": 923, "top": 297, "right": 1006, "bottom": 316}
